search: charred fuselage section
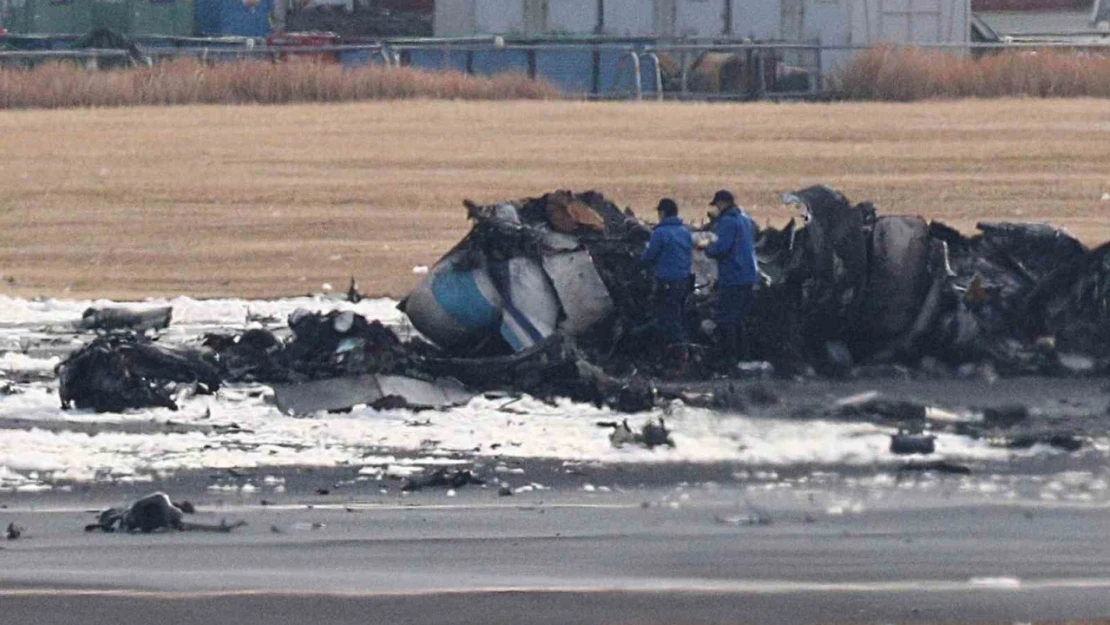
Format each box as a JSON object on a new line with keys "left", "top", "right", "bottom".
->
{"left": 56, "top": 186, "right": 1110, "bottom": 414}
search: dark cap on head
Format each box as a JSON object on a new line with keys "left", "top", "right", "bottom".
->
{"left": 709, "top": 190, "right": 735, "bottom": 206}
{"left": 656, "top": 198, "right": 678, "bottom": 217}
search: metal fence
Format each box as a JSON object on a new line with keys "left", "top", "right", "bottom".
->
{"left": 3, "top": 38, "right": 1110, "bottom": 101}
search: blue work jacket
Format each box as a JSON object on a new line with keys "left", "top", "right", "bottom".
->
{"left": 706, "top": 206, "right": 759, "bottom": 286}
{"left": 640, "top": 216, "right": 693, "bottom": 282}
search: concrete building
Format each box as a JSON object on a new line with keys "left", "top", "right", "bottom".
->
{"left": 435, "top": 0, "right": 972, "bottom": 48}
{"left": 434, "top": 0, "right": 972, "bottom": 73}
{"left": 972, "top": 0, "right": 1106, "bottom": 35}
{"left": 973, "top": 0, "right": 1101, "bottom": 34}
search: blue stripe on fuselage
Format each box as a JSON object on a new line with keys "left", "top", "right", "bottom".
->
{"left": 430, "top": 267, "right": 501, "bottom": 331}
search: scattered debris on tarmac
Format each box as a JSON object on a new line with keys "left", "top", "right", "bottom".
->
{"left": 79, "top": 306, "right": 172, "bottom": 333}
{"left": 401, "top": 468, "right": 485, "bottom": 492}
{"left": 598, "top": 417, "right": 676, "bottom": 449}
{"left": 84, "top": 492, "right": 245, "bottom": 534}
{"left": 57, "top": 333, "right": 221, "bottom": 413}
{"left": 890, "top": 432, "right": 936, "bottom": 455}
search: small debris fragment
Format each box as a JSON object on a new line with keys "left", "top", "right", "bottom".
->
{"left": 715, "top": 511, "right": 772, "bottom": 527}
{"left": 983, "top": 405, "right": 1030, "bottom": 429}
{"left": 640, "top": 418, "right": 675, "bottom": 449}
{"left": 601, "top": 419, "right": 637, "bottom": 448}
{"left": 58, "top": 334, "right": 221, "bottom": 413}
{"left": 822, "top": 340, "right": 854, "bottom": 378}
{"left": 599, "top": 417, "right": 674, "bottom": 449}
{"left": 617, "top": 376, "right": 655, "bottom": 413}
{"left": 746, "top": 383, "right": 780, "bottom": 406}
{"left": 402, "top": 468, "right": 484, "bottom": 492}
{"left": 834, "top": 394, "right": 927, "bottom": 423}
{"left": 898, "top": 460, "right": 971, "bottom": 475}
{"left": 1056, "top": 353, "right": 1095, "bottom": 376}
{"left": 890, "top": 432, "right": 936, "bottom": 455}
{"left": 346, "top": 277, "right": 363, "bottom": 303}
{"left": 1007, "top": 433, "right": 1084, "bottom": 452}
{"left": 6, "top": 522, "right": 23, "bottom": 540}
{"left": 84, "top": 492, "right": 245, "bottom": 534}
{"left": 78, "top": 306, "right": 172, "bottom": 332}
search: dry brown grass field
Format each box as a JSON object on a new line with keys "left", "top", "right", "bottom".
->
{"left": 0, "top": 60, "right": 559, "bottom": 109}
{"left": 837, "top": 46, "right": 1110, "bottom": 100}
{"left": 1, "top": 99, "right": 1108, "bottom": 300}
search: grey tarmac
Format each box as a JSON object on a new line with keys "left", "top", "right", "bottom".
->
{"left": 2, "top": 478, "right": 1110, "bottom": 625}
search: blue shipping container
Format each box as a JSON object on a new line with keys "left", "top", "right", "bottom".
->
{"left": 468, "top": 49, "right": 528, "bottom": 76}
{"left": 338, "top": 48, "right": 372, "bottom": 67}
{"left": 534, "top": 50, "right": 593, "bottom": 94}
{"left": 405, "top": 48, "right": 469, "bottom": 73}
{"left": 195, "top": 0, "right": 272, "bottom": 37}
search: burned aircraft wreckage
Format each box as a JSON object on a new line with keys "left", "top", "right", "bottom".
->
{"left": 57, "top": 185, "right": 1110, "bottom": 416}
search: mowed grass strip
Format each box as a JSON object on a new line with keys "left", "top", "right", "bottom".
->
{"left": 1, "top": 99, "right": 1108, "bottom": 299}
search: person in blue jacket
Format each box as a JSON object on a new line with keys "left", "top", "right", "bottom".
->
{"left": 640, "top": 198, "right": 693, "bottom": 370}
{"left": 704, "top": 189, "right": 759, "bottom": 366}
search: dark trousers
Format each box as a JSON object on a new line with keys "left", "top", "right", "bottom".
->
{"left": 655, "top": 278, "right": 688, "bottom": 346}
{"left": 716, "top": 284, "right": 754, "bottom": 363}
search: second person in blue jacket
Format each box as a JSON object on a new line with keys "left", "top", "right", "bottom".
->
{"left": 704, "top": 189, "right": 759, "bottom": 366}
{"left": 640, "top": 198, "right": 693, "bottom": 371}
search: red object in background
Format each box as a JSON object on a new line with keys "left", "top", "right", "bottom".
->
{"left": 266, "top": 31, "right": 342, "bottom": 63}
{"left": 377, "top": 0, "right": 433, "bottom": 12}
{"left": 0, "top": 27, "right": 8, "bottom": 38}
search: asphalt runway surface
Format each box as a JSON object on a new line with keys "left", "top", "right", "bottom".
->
{"left": 3, "top": 480, "right": 1110, "bottom": 625}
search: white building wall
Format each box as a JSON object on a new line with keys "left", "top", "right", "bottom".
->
{"left": 850, "top": 0, "right": 970, "bottom": 45}
{"left": 434, "top": 0, "right": 477, "bottom": 37}
{"left": 602, "top": 0, "right": 656, "bottom": 36}
{"left": 804, "top": 0, "right": 849, "bottom": 44}
{"left": 602, "top": 0, "right": 729, "bottom": 37}
{"left": 474, "top": 0, "right": 526, "bottom": 34}
{"left": 548, "top": 0, "right": 599, "bottom": 34}
{"left": 676, "top": 0, "right": 728, "bottom": 37}
{"left": 653, "top": 0, "right": 677, "bottom": 37}
{"left": 435, "top": 0, "right": 971, "bottom": 44}
{"left": 804, "top": 0, "right": 854, "bottom": 74}
{"left": 812, "top": 0, "right": 970, "bottom": 73}
{"left": 730, "top": 0, "right": 782, "bottom": 39}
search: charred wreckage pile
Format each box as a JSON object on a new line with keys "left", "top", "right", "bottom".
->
{"left": 57, "top": 185, "right": 1110, "bottom": 417}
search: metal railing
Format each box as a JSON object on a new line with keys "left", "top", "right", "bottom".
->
{"left": 3, "top": 37, "right": 1110, "bottom": 101}
{"left": 0, "top": 48, "right": 132, "bottom": 60}
{"left": 613, "top": 51, "right": 665, "bottom": 101}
